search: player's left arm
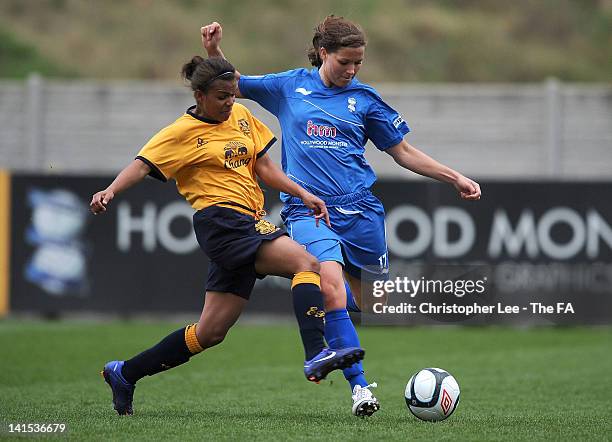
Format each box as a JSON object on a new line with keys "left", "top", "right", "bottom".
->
{"left": 254, "top": 154, "right": 330, "bottom": 226}
{"left": 386, "top": 140, "right": 481, "bottom": 200}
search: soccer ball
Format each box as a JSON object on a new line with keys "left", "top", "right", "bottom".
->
{"left": 404, "top": 368, "right": 460, "bottom": 421}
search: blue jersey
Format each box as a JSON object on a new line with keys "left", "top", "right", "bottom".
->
{"left": 239, "top": 68, "right": 410, "bottom": 200}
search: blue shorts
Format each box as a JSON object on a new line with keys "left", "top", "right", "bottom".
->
{"left": 193, "top": 206, "right": 286, "bottom": 299}
{"left": 281, "top": 189, "right": 389, "bottom": 281}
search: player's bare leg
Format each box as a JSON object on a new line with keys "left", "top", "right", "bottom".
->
{"left": 254, "top": 234, "right": 319, "bottom": 277}
{"left": 320, "top": 261, "right": 348, "bottom": 311}
{"left": 195, "top": 291, "right": 247, "bottom": 349}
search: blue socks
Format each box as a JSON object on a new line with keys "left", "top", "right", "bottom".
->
{"left": 324, "top": 308, "right": 368, "bottom": 390}
{"left": 345, "top": 280, "right": 361, "bottom": 313}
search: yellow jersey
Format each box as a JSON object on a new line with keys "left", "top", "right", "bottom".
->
{"left": 136, "top": 103, "right": 276, "bottom": 215}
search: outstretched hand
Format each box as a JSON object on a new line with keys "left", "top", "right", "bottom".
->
{"left": 90, "top": 189, "right": 115, "bottom": 214}
{"left": 301, "top": 192, "right": 331, "bottom": 227}
{"left": 201, "top": 22, "right": 223, "bottom": 55}
{"left": 454, "top": 175, "right": 481, "bottom": 201}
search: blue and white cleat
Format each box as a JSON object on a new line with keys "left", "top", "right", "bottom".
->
{"left": 352, "top": 382, "right": 380, "bottom": 417}
{"left": 101, "top": 360, "right": 135, "bottom": 416}
{"left": 304, "top": 347, "right": 365, "bottom": 383}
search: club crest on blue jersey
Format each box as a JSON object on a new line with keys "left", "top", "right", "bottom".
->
{"left": 348, "top": 97, "right": 357, "bottom": 112}
{"left": 224, "top": 141, "right": 251, "bottom": 169}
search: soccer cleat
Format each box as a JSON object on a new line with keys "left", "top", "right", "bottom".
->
{"left": 351, "top": 382, "right": 380, "bottom": 417}
{"left": 304, "top": 347, "right": 365, "bottom": 383}
{"left": 101, "top": 360, "right": 135, "bottom": 416}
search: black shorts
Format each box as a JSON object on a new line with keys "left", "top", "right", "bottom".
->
{"left": 193, "top": 205, "right": 287, "bottom": 299}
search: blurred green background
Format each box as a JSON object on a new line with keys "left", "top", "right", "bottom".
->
{"left": 1, "top": 0, "right": 610, "bottom": 82}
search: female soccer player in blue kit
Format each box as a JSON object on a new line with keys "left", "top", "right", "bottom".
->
{"left": 201, "top": 16, "right": 481, "bottom": 417}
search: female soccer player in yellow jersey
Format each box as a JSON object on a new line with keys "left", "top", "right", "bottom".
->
{"left": 90, "top": 56, "right": 364, "bottom": 416}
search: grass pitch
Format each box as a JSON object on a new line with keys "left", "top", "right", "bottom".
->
{"left": 0, "top": 320, "right": 610, "bottom": 441}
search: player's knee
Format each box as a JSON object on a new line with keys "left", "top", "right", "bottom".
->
{"left": 320, "top": 278, "right": 345, "bottom": 306}
{"left": 206, "top": 332, "right": 226, "bottom": 347}
{"left": 305, "top": 253, "right": 320, "bottom": 273}
{"left": 199, "top": 332, "right": 226, "bottom": 348}
{"left": 295, "top": 252, "right": 320, "bottom": 274}
{"left": 196, "top": 326, "right": 228, "bottom": 349}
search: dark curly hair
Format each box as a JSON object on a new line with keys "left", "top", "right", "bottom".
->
{"left": 181, "top": 56, "right": 235, "bottom": 92}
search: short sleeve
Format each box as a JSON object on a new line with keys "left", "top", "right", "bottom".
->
{"left": 364, "top": 95, "right": 411, "bottom": 151}
{"left": 135, "top": 126, "right": 182, "bottom": 182}
{"left": 249, "top": 114, "right": 277, "bottom": 159}
{"left": 239, "top": 71, "right": 295, "bottom": 116}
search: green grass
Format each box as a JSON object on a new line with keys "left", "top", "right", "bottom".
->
{"left": 0, "top": 321, "right": 610, "bottom": 441}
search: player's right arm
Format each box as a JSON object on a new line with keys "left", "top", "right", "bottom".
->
{"left": 90, "top": 159, "right": 151, "bottom": 214}
{"left": 201, "top": 22, "right": 245, "bottom": 98}
{"left": 254, "top": 153, "right": 330, "bottom": 227}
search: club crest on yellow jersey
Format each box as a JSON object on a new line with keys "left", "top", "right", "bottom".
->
{"left": 224, "top": 141, "right": 251, "bottom": 169}
{"left": 237, "top": 119, "right": 251, "bottom": 136}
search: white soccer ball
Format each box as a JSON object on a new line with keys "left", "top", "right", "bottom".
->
{"left": 404, "top": 367, "right": 460, "bottom": 421}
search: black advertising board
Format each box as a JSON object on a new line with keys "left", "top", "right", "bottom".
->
{"left": 10, "top": 175, "right": 208, "bottom": 314}
{"left": 360, "top": 181, "right": 612, "bottom": 325}
{"left": 7, "top": 174, "right": 612, "bottom": 324}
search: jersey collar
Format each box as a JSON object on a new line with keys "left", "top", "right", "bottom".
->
{"left": 186, "top": 105, "right": 222, "bottom": 124}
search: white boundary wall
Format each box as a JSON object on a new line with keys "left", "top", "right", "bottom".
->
{"left": 1, "top": 76, "right": 610, "bottom": 179}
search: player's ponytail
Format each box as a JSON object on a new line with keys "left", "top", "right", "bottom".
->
{"left": 181, "top": 55, "right": 205, "bottom": 82}
{"left": 308, "top": 32, "right": 324, "bottom": 67}
{"left": 181, "top": 56, "right": 235, "bottom": 92}
{"left": 307, "top": 15, "right": 366, "bottom": 67}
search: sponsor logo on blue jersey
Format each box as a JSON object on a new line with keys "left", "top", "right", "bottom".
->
{"left": 307, "top": 120, "right": 337, "bottom": 138}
